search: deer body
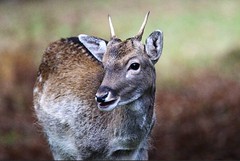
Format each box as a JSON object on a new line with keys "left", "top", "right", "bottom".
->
{"left": 34, "top": 13, "right": 163, "bottom": 160}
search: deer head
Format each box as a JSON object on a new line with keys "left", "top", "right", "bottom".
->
{"left": 79, "top": 12, "right": 163, "bottom": 111}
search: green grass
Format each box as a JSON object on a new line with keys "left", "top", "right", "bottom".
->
{"left": 0, "top": 0, "right": 239, "bottom": 85}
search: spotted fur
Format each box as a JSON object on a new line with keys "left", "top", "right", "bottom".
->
{"left": 34, "top": 15, "right": 163, "bottom": 160}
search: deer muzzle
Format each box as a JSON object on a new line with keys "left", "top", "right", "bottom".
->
{"left": 95, "top": 86, "right": 120, "bottom": 111}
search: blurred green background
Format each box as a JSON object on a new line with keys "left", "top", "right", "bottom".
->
{"left": 0, "top": 0, "right": 239, "bottom": 160}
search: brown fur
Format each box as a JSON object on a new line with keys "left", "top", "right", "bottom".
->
{"left": 34, "top": 28, "right": 163, "bottom": 160}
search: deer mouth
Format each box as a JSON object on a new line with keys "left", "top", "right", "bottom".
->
{"left": 97, "top": 98, "right": 120, "bottom": 111}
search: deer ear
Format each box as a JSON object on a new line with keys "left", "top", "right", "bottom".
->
{"left": 78, "top": 34, "right": 107, "bottom": 62}
{"left": 145, "top": 30, "right": 163, "bottom": 64}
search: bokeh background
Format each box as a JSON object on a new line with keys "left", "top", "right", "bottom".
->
{"left": 0, "top": 0, "right": 240, "bottom": 160}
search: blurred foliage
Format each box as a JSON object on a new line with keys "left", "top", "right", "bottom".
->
{"left": 151, "top": 73, "right": 240, "bottom": 160}
{"left": 0, "top": 0, "right": 240, "bottom": 160}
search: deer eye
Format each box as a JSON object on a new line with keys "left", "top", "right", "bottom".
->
{"left": 129, "top": 63, "right": 140, "bottom": 70}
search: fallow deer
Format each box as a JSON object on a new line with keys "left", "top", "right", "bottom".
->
{"left": 33, "top": 12, "right": 163, "bottom": 160}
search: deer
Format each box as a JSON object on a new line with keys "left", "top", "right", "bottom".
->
{"left": 33, "top": 12, "right": 163, "bottom": 160}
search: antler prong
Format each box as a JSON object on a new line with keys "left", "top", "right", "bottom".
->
{"left": 108, "top": 15, "right": 116, "bottom": 39}
{"left": 135, "top": 11, "right": 150, "bottom": 41}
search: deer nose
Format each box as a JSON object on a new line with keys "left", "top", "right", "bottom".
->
{"left": 95, "top": 86, "right": 111, "bottom": 103}
{"left": 95, "top": 92, "right": 108, "bottom": 103}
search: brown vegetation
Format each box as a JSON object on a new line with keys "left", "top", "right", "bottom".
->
{"left": 150, "top": 73, "right": 240, "bottom": 160}
{"left": 0, "top": 48, "right": 52, "bottom": 160}
{"left": 0, "top": 48, "right": 239, "bottom": 160}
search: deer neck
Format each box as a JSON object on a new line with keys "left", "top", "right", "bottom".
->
{"left": 110, "top": 85, "right": 156, "bottom": 136}
{"left": 107, "top": 88, "right": 155, "bottom": 156}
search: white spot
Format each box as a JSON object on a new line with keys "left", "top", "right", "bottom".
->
{"left": 60, "top": 119, "right": 66, "bottom": 124}
{"left": 39, "top": 75, "right": 42, "bottom": 82}
{"left": 140, "top": 115, "right": 146, "bottom": 128}
{"left": 33, "top": 87, "right": 39, "bottom": 93}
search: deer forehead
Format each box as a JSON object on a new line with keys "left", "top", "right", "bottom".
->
{"left": 103, "top": 38, "right": 145, "bottom": 67}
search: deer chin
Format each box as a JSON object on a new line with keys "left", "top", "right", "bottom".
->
{"left": 97, "top": 97, "right": 120, "bottom": 112}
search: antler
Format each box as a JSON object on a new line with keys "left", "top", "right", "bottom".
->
{"left": 108, "top": 15, "right": 116, "bottom": 39}
{"left": 135, "top": 11, "right": 150, "bottom": 41}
